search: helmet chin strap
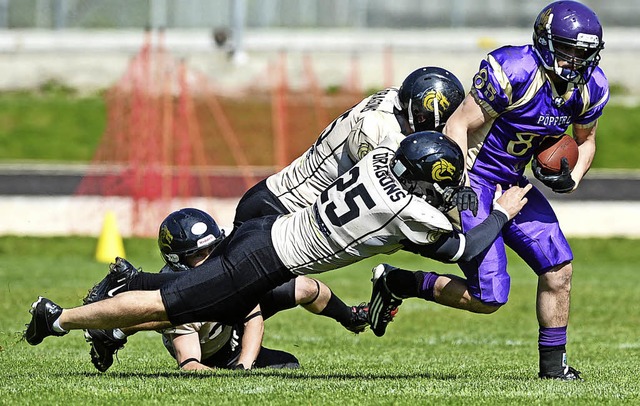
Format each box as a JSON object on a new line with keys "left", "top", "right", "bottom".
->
{"left": 553, "top": 59, "right": 580, "bottom": 83}
{"left": 407, "top": 98, "right": 416, "bottom": 132}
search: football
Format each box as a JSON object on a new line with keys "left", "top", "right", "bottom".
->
{"left": 534, "top": 134, "right": 578, "bottom": 174}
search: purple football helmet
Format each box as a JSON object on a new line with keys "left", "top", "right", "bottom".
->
{"left": 533, "top": 1, "right": 604, "bottom": 84}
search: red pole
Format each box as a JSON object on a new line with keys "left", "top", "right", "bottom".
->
{"left": 197, "top": 70, "right": 257, "bottom": 189}
{"left": 271, "top": 51, "right": 288, "bottom": 169}
{"left": 175, "top": 61, "right": 192, "bottom": 198}
{"left": 303, "top": 53, "right": 328, "bottom": 134}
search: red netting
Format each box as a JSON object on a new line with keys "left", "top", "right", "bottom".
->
{"left": 75, "top": 30, "right": 368, "bottom": 236}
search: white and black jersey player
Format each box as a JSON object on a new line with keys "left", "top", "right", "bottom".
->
{"left": 272, "top": 132, "right": 524, "bottom": 275}
{"left": 233, "top": 66, "right": 474, "bottom": 227}
{"left": 24, "top": 131, "right": 532, "bottom": 350}
{"left": 266, "top": 87, "right": 401, "bottom": 214}
{"left": 272, "top": 132, "right": 455, "bottom": 274}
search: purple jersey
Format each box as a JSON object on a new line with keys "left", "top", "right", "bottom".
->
{"left": 458, "top": 45, "right": 608, "bottom": 305}
{"left": 467, "top": 45, "right": 609, "bottom": 184}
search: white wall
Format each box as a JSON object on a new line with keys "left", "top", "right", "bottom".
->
{"left": 1, "top": 196, "right": 639, "bottom": 238}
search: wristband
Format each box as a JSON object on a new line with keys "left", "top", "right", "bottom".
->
{"left": 492, "top": 203, "right": 510, "bottom": 220}
{"left": 179, "top": 357, "right": 200, "bottom": 368}
{"left": 492, "top": 186, "right": 510, "bottom": 220}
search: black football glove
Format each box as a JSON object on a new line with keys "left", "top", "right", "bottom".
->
{"left": 532, "top": 157, "right": 575, "bottom": 194}
{"left": 454, "top": 186, "right": 478, "bottom": 216}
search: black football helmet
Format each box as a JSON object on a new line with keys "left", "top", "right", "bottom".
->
{"left": 157, "top": 208, "right": 225, "bottom": 272}
{"left": 391, "top": 131, "right": 465, "bottom": 212}
{"left": 398, "top": 66, "right": 465, "bottom": 132}
{"left": 533, "top": 1, "right": 604, "bottom": 84}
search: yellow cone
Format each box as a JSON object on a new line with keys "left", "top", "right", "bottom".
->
{"left": 95, "top": 211, "right": 126, "bottom": 263}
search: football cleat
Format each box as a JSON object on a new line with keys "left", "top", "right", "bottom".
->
{"left": 84, "top": 329, "right": 127, "bottom": 372}
{"left": 368, "top": 264, "right": 403, "bottom": 337}
{"left": 23, "top": 297, "right": 67, "bottom": 345}
{"left": 83, "top": 257, "right": 140, "bottom": 305}
{"left": 539, "top": 366, "right": 583, "bottom": 381}
{"left": 341, "top": 302, "right": 370, "bottom": 334}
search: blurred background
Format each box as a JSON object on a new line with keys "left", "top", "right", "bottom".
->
{"left": 1, "top": 0, "right": 639, "bottom": 92}
{"left": 0, "top": 0, "right": 638, "bottom": 241}
{"left": 1, "top": 0, "right": 638, "bottom": 29}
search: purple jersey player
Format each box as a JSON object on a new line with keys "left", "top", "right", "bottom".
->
{"left": 366, "top": 1, "right": 608, "bottom": 381}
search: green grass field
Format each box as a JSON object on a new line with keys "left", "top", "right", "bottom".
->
{"left": 1, "top": 236, "right": 639, "bottom": 405}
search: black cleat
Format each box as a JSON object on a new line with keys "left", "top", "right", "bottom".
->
{"left": 23, "top": 297, "right": 67, "bottom": 345}
{"left": 341, "top": 303, "right": 370, "bottom": 334}
{"left": 539, "top": 366, "right": 583, "bottom": 381}
{"left": 84, "top": 329, "right": 127, "bottom": 372}
{"left": 368, "top": 264, "right": 403, "bottom": 337}
{"left": 83, "top": 257, "right": 140, "bottom": 305}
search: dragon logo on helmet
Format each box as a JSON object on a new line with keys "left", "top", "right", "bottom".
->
{"left": 422, "top": 90, "right": 451, "bottom": 116}
{"left": 432, "top": 158, "right": 456, "bottom": 182}
{"left": 158, "top": 225, "right": 173, "bottom": 252}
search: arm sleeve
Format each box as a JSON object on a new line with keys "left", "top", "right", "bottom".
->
{"left": 403, "top": 210, "right": 508, "bottom": 263}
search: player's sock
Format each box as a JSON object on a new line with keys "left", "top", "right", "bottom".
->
{"left": 385, "top": 269, "right": 439, "bottom": 301}
{"left": 384, "top": 268, "right": 414, "bottom": 298}
{"left": 538, "top": 326, "right": 568, "bottom": 374}
{"left": 539, "top": 344, "right": 567, "bottom": 373}
{"left": 539, "top": 326, "right": 567, "bottom": 346}
{"left": 319, "top": 292, "right": 352, "bottom": 324}
{"left": 112, "top": 328, "right": 127, "bottom": 340}
{"left": 52, "top": 317, "right": 67, "bottom": 333}
{"left": 416, "top": 271, "right": 439, "bottom": 301}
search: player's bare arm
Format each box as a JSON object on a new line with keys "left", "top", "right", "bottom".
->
{"left": 442, "top": 93, "right": 486, "bottom": 160}
{"left": 571, "top": 122, "right": 598, "bottom": 187}
{"left": 171, "top": 332, "right": 212, "bottom": 371}
{"left": 235, "top": 305, "right": 264, "bottom": 370}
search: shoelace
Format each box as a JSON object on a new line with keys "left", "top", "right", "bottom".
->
{"left": 380, "top": 305, "right": 398, "bottom": 322}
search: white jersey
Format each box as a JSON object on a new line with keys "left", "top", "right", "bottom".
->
{"left": 266, "top": 88, "right": 403, "bottom": 213}
{"left": 271, "top": 133, "right": 453, "bottom": 275}
{"left": 161, "top": 322, "right": 235, "bottom": 361}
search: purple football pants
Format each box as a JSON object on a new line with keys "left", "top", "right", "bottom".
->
{"left": 458, "top": 173, "right": 573, "bottom": 305}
